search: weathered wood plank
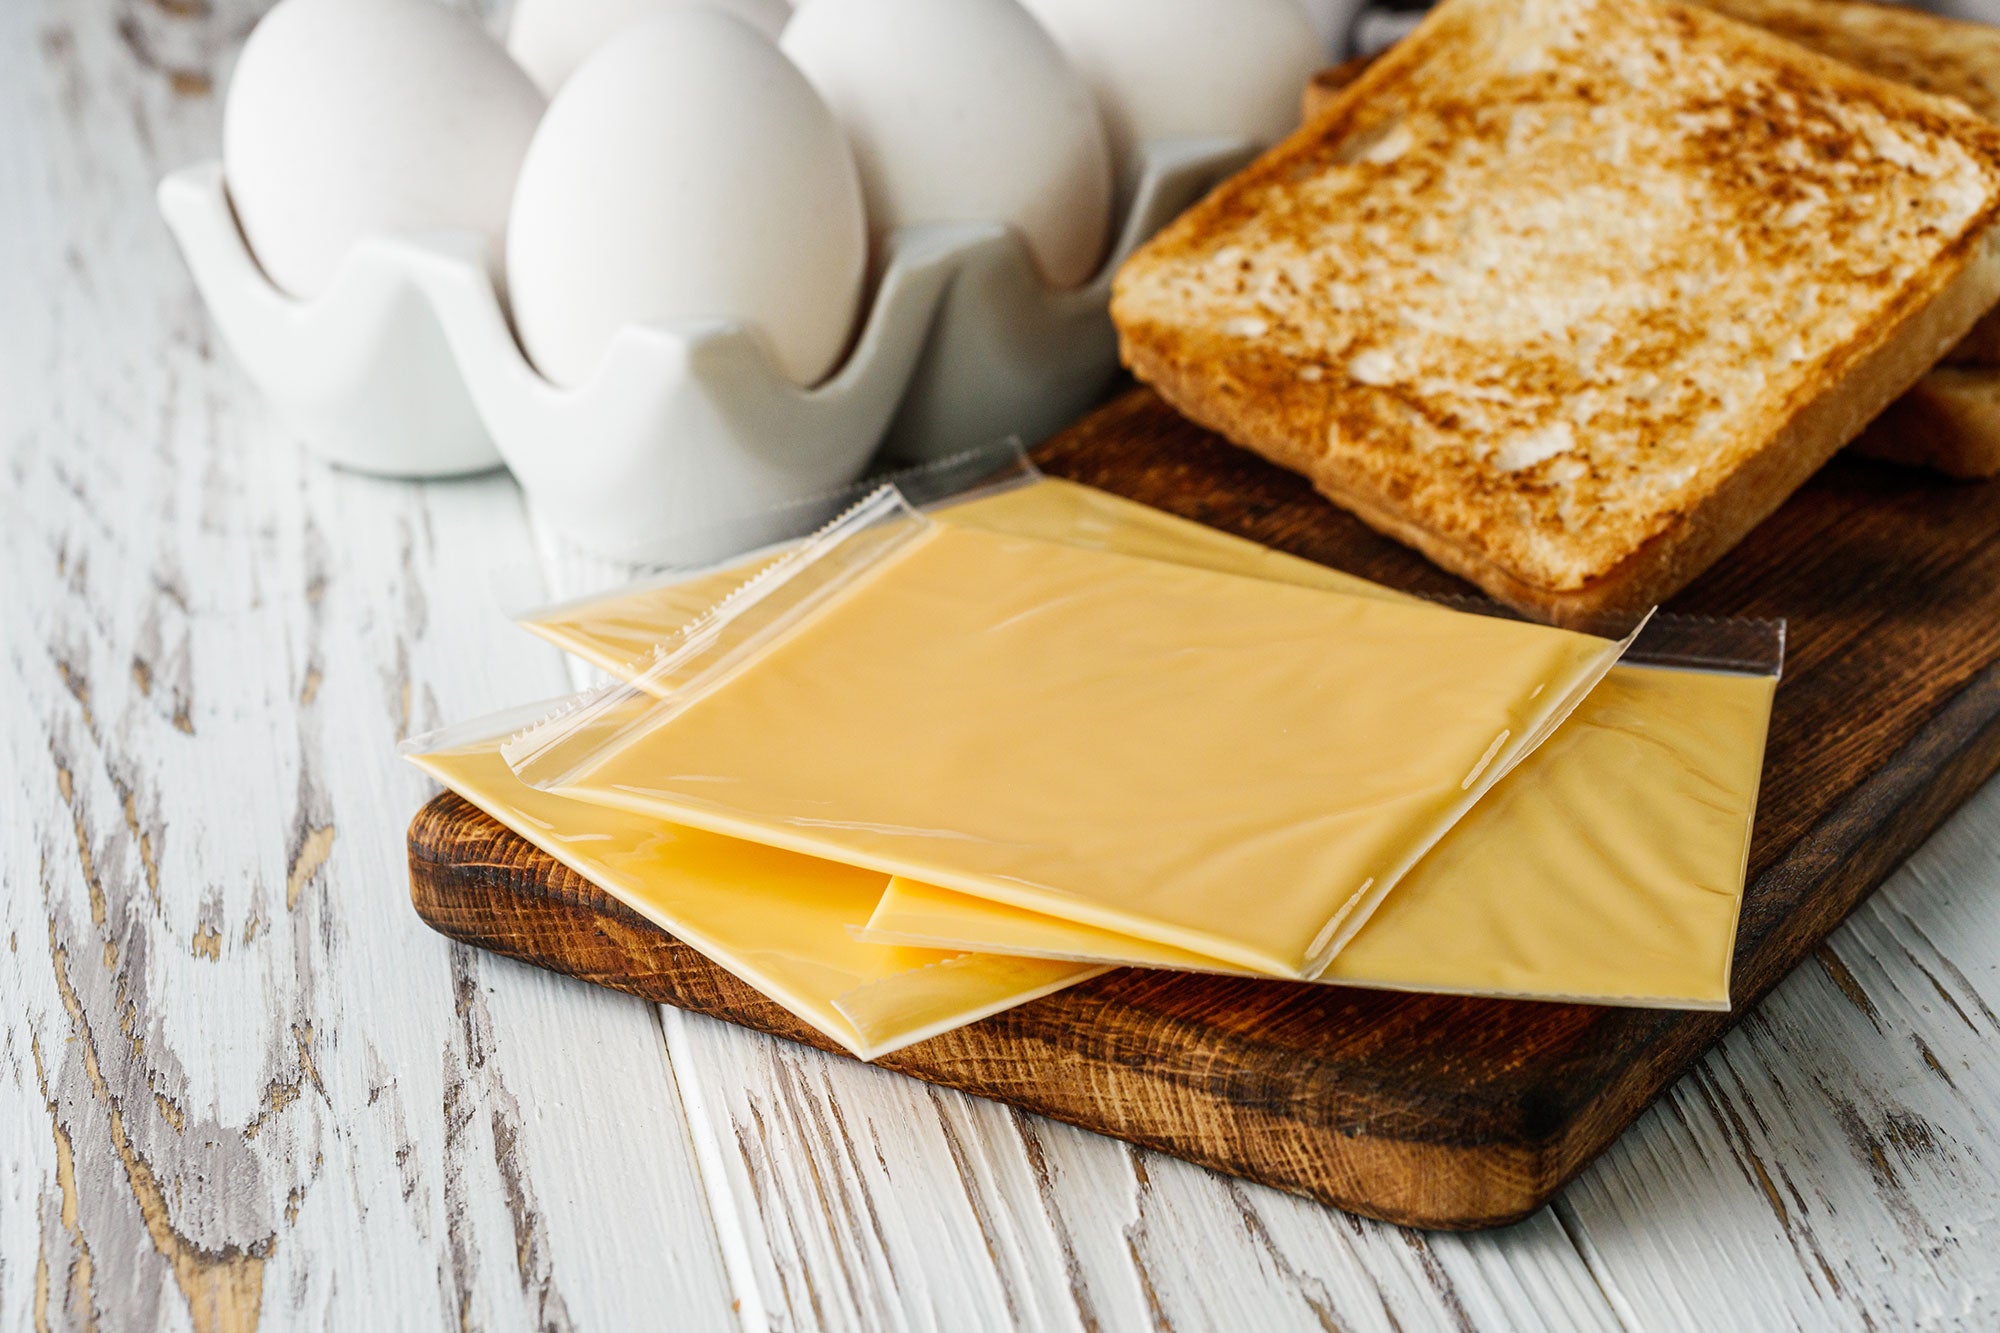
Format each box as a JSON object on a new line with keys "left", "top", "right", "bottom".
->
{"left": 0, "top": 1, "right": 740, "bottom": 1327}
{"left": 663, "top": 1009, "right": 1628, "bottom": 1332}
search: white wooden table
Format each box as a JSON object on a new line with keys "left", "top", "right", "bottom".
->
{"left": 7, "top": 2, "right": 2000, "bottom": 1328}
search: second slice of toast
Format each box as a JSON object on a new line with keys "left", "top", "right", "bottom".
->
{"left": 1115, "top": 0, "right": 2000, "bottom": 623}
{"left": 1856, "top": 367, "right": 2000, "bottom": 479}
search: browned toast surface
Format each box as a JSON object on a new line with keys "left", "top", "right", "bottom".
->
{"left": 1118, "top": 0, "right": 2000, "bottom": 619}
{"left": 1304, "top": 0, "right": 2000, "bottom": 370}
{"left": 1302, "top": 2, "right": 2000, "bottom": 482}
{"left": 1695, "top": 0, "right": 2000, "bottom": 372}
{"left": 1303, "top": 0, "right": 2000, "bottom": 478}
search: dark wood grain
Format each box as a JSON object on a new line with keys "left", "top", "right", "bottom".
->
{"left": 408, "top": 387, "right": 2000, "bottom": 1230}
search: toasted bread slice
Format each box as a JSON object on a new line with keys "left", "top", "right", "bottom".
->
{"left": 1117, "top": 0, "right": 2000, "bottom": 624}
{"left": 1304, "top": 1, "right": 2000, "bottom": 479}
{"left": 1308, "top": 11, "right": 2000, "bottom": 364}
{"left": 1696, "top": 0, "right": 2000, "bottom": 124}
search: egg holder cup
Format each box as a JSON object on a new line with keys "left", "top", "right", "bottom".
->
{"left": 157, "top": 140, "right": 1251, "bottom": 562}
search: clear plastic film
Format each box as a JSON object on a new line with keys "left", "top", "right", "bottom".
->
{"left": 515, "top": 440, "right": 1047, "bottom": 678}
{"left": 400, "top": 706, "right": 1103, "bottom": 1061}
{"left": 859, "top": 615, "right": 1783, "bottom": 1009}
{"left": 516, "top": 438, "right": 1416, "bottom": 678}
{"left": 502, "top": 484, "right": 1642, "bottom": 981}
{"left": 530, "top": 477, "right": 1776, "bottom": 1008}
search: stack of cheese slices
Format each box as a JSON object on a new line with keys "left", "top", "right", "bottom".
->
{"left": 411, "top": 472, "right": 1782, "bottom": 1062}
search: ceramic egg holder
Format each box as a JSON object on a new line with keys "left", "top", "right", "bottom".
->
{"left": 157, "top": 141, "right": 1250, "bottom": 561}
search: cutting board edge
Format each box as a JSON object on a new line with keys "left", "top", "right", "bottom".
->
{"left": 407, "top": 801, "right": 1562, "bottom": 1228}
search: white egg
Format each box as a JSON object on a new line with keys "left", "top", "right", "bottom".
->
{"left": 222, "top": 0, "right": 544, "bottom": 299}
{"left": 506, "top": 8, "right": 867, "bottom": 388}
{"left": 505, "top": 0, "right": 792, "bottom": 95}
{"left": 1017, "top": 0, "right": 1320, "bottom": 189}
{"left": 782, "top": 0, "right": 1111, "bottom": 290}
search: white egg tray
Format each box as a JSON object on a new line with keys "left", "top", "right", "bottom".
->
{"left": 157, "top": 141, "right": 1249, "bottom": 561}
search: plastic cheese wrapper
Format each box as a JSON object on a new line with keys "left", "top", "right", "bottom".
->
{"left": 517, "top": 458, "right": 1391, "bottom": 676}
{"left": 860, "top": 622, "right": 1780, "bottom": 1007}
{"left": 529, "top": 473, "right": 1780, "bottom": 1008}
{"left": 403, "top": 704, "right": 1105, "bottom": 1061}
{"left": 502, "top": 485, "right": 1639, "bottom": 980}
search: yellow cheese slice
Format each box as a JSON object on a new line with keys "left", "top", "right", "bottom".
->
{"left": 494, "top": 478, "right": 1768, "bottom": 1028}
{"left": 863, "top": 662, "right": 1772, "bottom": 1008}
{"left": 528, "top": 520, "right": 1622, "bottom": 978}
{"left": 407, "top": 742, "right": 1101, "bottom": 1060}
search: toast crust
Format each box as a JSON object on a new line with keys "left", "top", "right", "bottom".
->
{"left": 1118, "top": 0, "right": 2000, "bottom": 622}
{"left": 1696, "top": 0, "right": 2000, "bottom": 123}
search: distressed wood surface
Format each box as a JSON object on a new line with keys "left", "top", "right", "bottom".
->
{"left": 5, "top": 0, "right": 2000, "bottom": 1328}
{"left": 0, "top": 3, "right": 740, "bottom": 1328}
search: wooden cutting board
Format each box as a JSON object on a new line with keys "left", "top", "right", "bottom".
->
{"left": 407, "top": 386, "right": 2000, "bottom": 1231}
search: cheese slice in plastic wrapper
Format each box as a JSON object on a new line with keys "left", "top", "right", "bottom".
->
{"left": 519, "top": 471, "right": 1412, "bottom": 674}
{"left": 410, "top": 472, "right": 1777, "bottom": 1064}
{"left": 404, "top": 710, "right": 1103, "bottom": 1061}
{"left": 859, "top": 635, "right": 1778, "bottom": 1008}
{"left": 502, "top": 486, "right": 1638, "bottom": 980}
{"left": 526, "top": 477, "right": 1780, "bottom": 1007}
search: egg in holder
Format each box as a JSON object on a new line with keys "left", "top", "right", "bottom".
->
{"left": 157, "top": 141, "right": 1248, "bottom": 557}
{"left": 158, "top": 165, "right": 502, "bottom": 479}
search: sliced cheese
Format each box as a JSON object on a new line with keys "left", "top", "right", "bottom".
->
{"left": 531, "top": 519, "right": 1622, "bottom": 978}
